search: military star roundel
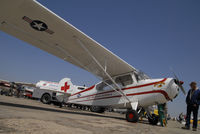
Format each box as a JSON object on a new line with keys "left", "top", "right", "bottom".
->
{"left": 22, "top": 16, "right": 54, "bottom": 35}
{"left": 30, "top": 20, "right": 48, "bottom": 31}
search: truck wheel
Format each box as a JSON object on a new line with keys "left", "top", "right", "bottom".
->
{"left": 90, "top": 106, "right": 105, "bottom": 113}
{"left": 0, "top": 90, "right": 3, "bottom": 95}
{"left": 41, "top": 93, "right": 51, "bottom": 104}
{"left": 148, "top": 114, "right": 159, "bottom": 125}
{"left": 126, "top": 110, "right": 139, "bottom": 123}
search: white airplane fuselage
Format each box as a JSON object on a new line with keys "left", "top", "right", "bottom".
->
{"left": 67, "top": 75, "right": 179, "bottom": 109}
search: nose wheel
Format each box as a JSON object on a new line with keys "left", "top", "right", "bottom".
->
{"left": 126, "top": 110, "right": 139, "bottom": 123}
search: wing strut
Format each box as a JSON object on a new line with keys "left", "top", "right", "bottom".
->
{"left": 74, "top": 37, "right": 131, "bottom": 104}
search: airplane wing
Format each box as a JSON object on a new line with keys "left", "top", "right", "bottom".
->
{"left": 0, "top": 0, "right": 136, "bottom": 79}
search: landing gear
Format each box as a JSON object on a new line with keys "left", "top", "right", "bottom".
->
{"left": 126, "top": 110, "right": 139, "bottom": 123}
{"left": 148, "top": 114, "right": 159, "bottom": 125}
{"left": 90, "top": 106, "right": 105, "bottom": 113}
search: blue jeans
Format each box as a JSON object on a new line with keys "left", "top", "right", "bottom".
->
{"left": 185, "top": 105, "right": 199, "bottom": 128}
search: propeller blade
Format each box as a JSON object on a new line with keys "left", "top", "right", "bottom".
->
{"left": 171, "top": 69, "right": 186, "bottom": 95}
{"left": 179, "top": 83, "right": 186, "bottom": 95}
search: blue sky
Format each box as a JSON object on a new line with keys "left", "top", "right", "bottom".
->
{"left": 0, "top": 0, "right": 200, "bottom": 116}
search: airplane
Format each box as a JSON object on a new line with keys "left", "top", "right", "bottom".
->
{"left": 0, "top": 0, "right": 186, "bottom": 123}
{"left": 33, "top": 78, "right": 87, "bottom": 104}
{"left": 36, "top": 79, "right": 86, "bottom": 92}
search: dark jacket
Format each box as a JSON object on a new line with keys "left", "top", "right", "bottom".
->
{"left": 186, "top": 89, "right": 200, "bottom": 106}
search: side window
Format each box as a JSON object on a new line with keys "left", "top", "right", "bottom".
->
{"left": 115, "top": 75, "right": 133, "bottom": 87}
{"left": 96, "top": 82, "right": 104, "bottom": 90}
{"left": 96, "top": 75, "right": 133, "bottom": 90}
{"left": 96, "top": 80, "right": 113, "bottom": 90}
{"left": 77, "top": 87, "right": 85, "bottom": 90}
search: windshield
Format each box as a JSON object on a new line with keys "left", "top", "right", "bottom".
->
{"left": 134, "top": 70, "right": 150, "bottom": 81}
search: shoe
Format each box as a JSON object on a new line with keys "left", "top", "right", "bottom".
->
{"left": 182, "top": 126, "right": 190, "bottom": 130}
{"left": 192, "top": 128, "right": 197, "bottom": 131}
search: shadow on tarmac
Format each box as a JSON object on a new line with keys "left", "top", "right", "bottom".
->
{"left": 0, "top": 101, "right": 125, "bottom": 121}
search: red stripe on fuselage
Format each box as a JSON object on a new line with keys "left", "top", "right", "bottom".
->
{"left": 71, "top": 85, "right": 95, "bottom": 96}
{"left": 123, "top": 78, "right": 167, "bottom": 90}
{"left": 126, "top": 90, "right": 170, "bottom": 100}
{"left": 72, "top": 90, "right": 170, "bottom": 103}
{"left": 69, "top": 78, "right": 167, "bottom": 101}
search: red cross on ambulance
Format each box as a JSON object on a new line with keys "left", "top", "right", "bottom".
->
{"left": 61, "top": 82, "right": 70, "bottom": 92}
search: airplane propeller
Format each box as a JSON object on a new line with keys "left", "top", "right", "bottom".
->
{"left": 172, "top": 71, "right": 186, "bottom": 95}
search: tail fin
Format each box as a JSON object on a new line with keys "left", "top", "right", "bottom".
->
{"left": 58, "top": 78, "right": 74, "bottom": 94}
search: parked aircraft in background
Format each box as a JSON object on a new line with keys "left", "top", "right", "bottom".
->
{"left": 33, "top": 78, "right": 86, "bottom": 104}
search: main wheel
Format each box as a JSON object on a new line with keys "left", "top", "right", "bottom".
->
{"left": 41, "top": 93, "right": 51, "bottom": 104}
{"left": 126, "top": 110, "right": 139, "bottom": 123}
{"left": 148, "top": 114, "right": 159, "bottom": 125}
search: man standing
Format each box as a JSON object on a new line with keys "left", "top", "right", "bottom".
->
{"left": 182, "top": 82, "right": 200, "bottom": 131}
{"left": 8, "top": 82, "right": 15, "bottom": 96}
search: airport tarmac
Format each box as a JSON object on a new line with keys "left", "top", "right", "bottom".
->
{"left": 0, "top": 95, "right": 199, "bottom": 134}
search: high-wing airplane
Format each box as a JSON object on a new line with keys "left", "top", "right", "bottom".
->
{"left": 33, "top": 78, "right": 86, "bottom": 104}
{"left": 0, "top": 0, "right": 186, "bottom": 123}
{"left": 35, "top": 79, "right": 86, "bottom": 96}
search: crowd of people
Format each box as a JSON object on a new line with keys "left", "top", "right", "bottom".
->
{"left": 0, "top": 82, "right": 23, "bottom": 97}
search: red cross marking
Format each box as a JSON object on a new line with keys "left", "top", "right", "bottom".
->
{"left": 61, "top": 82, "right": 70, "bottom": 92}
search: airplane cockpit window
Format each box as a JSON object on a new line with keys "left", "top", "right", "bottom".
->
{"left": 96, "top": 75, "right": 134, "bottom": 90}
{"left": 96, "top": 80, "right": 115, "bottom": 90}
{"left": 115, "top": 74, "right": 133, "bottom": 87}
{"left": 134, "top": 70, "right": 150, "bottom": 81}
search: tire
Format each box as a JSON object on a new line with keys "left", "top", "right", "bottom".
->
{"left": 0, "top": 90, "right": 3, "bottom": 95}
{"left": 126, "top": 110, "right": 139, "bottom": 123}
{"left": 41, "top": 93, "right": 51, "bottom": 104}
{"left": 137, "top": 108, "right": 145, "bottom": 117}
{"left": 90, "top": 106, "right": 105, "bottom": 113}
{"left": 67, "top": 104, "right": 72, "bottom": 107}
{"left": 148, "top": 114, "right": 159, "bottom": 125}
